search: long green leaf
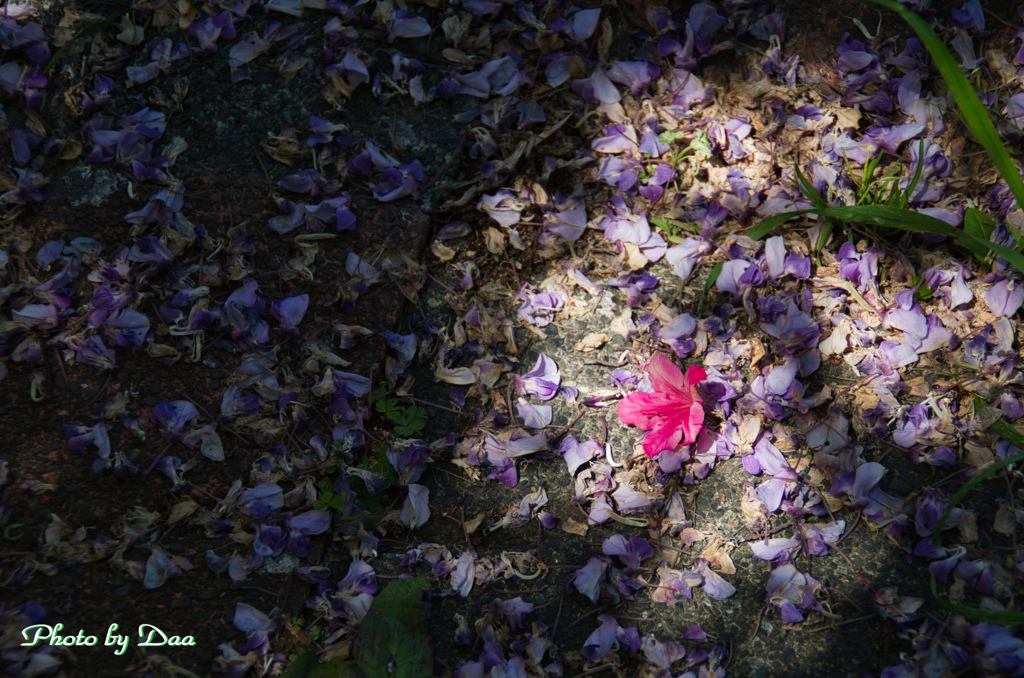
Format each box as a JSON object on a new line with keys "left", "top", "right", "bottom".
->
{"left": 929, "top": 574, "right": 1024, "bottom": 625}
{"left": 869, "top": 0, "right": 1024, "bottom": 244}
{"left": 747, "top": 211, "right": 803, "bottom": 240}
{"left": 747, "top": 204, "right": 1024, "bottom": 274}
{"left": 963, "top": 208, "right": 996, "bottom": 262}
{"left": 898, "top": 138, "right": 926, "bottom": 210}
{"left": 927, "top": 397, "right": 1024, "bottom": 625}
{"left": 356, "top": 577, "right": 432, "bottom": 678}
{"left": 794, "top": 162, "right": 827, "bottom": 210}
{"left": 857, "top": 152, "right": 884, "bottom": 204}
{"left": 697, "top": 262, "right": 722, "bottom": 318}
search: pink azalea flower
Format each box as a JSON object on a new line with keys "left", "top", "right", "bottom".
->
{"left": 618, "top": 354, "right": 706, "bottom": 458}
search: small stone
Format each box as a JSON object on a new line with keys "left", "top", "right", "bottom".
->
{"left": 262, "top": 554, "right": 299, "bottom": 574}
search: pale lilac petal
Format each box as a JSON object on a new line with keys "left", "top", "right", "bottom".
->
{"left": 517, "top": 399, "right": 552, "bottom": 429}
{"left": 400, "top": 484, "right": 430, "bottom": 529}
{"left": 750, "top": 537, "right": 800, "bottom": 560}
{"left": 233, "top": 603, "right": 274, "bottom": 633}
{"left": 985, "top": 279, "right": 1024, "bottom": 317}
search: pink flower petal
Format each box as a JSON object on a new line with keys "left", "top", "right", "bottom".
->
{"left": 619, "top": 355, "right": 706, "bottom": 457}
{"left": 643, "top": 419, "right": 684, "bottom": 458}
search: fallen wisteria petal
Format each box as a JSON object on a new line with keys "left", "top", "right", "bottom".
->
{"left": 387, "top": 439, "right": 430, "bottom": 486}
{"left": 332, "top": 370, "right": 370, "bottom": 398}
{"left": 640, "top": 635, "right": 687, "bottom": 670}
{"left": 517, "top": 286, "right": 564, "bottom": 327}
{"left": 612, "top": 484, "right": 652, "bottom": 513}
{"left": 233, "top": 603, "right": 275, "bottom": 634}
{"left": 575, "top": 68, "right": 620, "bottom": 105}
{"left": 453, "top": 552, "right": 475, "bottom": 597}
{"left": 569, "top": 556, "right": 609, "bottom": 603}
{"left": 544, "top": 204, "right": 587, "bottom": 242}
{"left": 984, "top": 279, "right": 1024, "bottom": 317}
{"left": 478, "top": 190, "right": 524, "bottom": 227}
{"left": 496, "top": 597, "right": 534, "bottom": 634}
{"left": 516, "top": 399, "right": 552, "bottom": 429}
{"left": 512, "top": 354, "right": 561, "bottom": 401}
{"left": 951, "top": 0, "right": 985, "bottom": 33}
{"left": 143, "top": 545, "right": 189, "bottom": 589}
{"left": 694, "top": 559, "right": 735, "bottom": 599}
{"left": 154, "top": 456, "right": 185, "bottom": 490}
{"left": 606, "top": 60, "right": 659, "bottom": 94}
{"left": 287, "top": 510, "right": 330, "bottom": 536}
{"left": 338, "top": 560, "right": 377, "bottom": 595}
{"left": 665, "top": 237, "right": 713, "bottom": 281}
{"left": 658, "top": 313, "right": 697, "bottom": 358}
{"left": 238, "top": 481, "right": 284, "bottom": 518}
{"left": 373, "top": 163, "right": 422, "bottom": 202}
{"left": 12, "top": 303, "right": 59, "bottom": 329}
{"left": 601, "top": 534, "right": 654, "bottom": 573}
{"left": 150, "top": 400, "right": 200, "bottom": 439}
{"left": 765, "top": 563, "right": 822, "bottom": 624}
{"left": 389, "top": 10, "right": 430, "bottom": 40}
{"left": 559, "top": 436, "right": 601, "bottom": 476}
{"left": 750, "top": 537, "right": 800, "bottom": 561}
{"left": 652, "top": 566, "right": 701, "bottom": 605}
{"left": 538, "top": 512, "right": 559, "bottom": 529}
{"left": 592, "top": 123, "right": 637, "bottom": 154}
{"left": 803, "top": 520, "right": 845, "bottom": 556}
{"left": 581, "top": 616, "right": 618, "bottom": 663}
{"left": 401, "top": 484, "right": 430, "bottom": 529}
{"left": 487, "top": 458, "right": 517, "bottom": 487}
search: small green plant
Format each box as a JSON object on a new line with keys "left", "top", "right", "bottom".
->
{"left": 372, "top": 383, "right": 427, "bottom": 437}
{"left": 659, "top": 129, "right": 712, "bottom": 165}
{"left": 910, "top": 275, "right": 932, "bottom": 302}
{"left": 313, "top": 476, "right": 349, "bottom": 513}
{"left": 848, "top": 139, "right": 925, "bottom": 209}
{"left": 649, "top": 216, "right": 699, "bottom": 243}
{"left": 289, "top": 616, "right": 324, "bottom": 640}
{"left": 313, "top": 449, "right": 397, "bottom": 522}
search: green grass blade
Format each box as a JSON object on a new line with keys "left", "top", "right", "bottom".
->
{"left": 933, "top": 399, "right": 1024, "bottom": 547}
{"left": 747, "top": 204, "right": 1024, "bottom": 274}
{"left": 930, "top": 573, "right": 1024, "bottom": 625}
{"left": 962, "top": 207, "right": 996, "bottom": 262}
{"left": 899, "top": 138, "right": 926, "bottom": 210}
{"left": 869, "top": 0, "right": 1024, "bottom": 244}
{"left": 926, "top": 397, "right": 1024, "bottom": 625}
{"left": 697, "top": 262, "right": 722, "bottom": 317}
{"left": 821, "top": 205, "right": 1024, "bottom": 271}
{"left": 794, "top": 162, "right": 827, "bottom": 209}
{"left": 747, "top": 211, "right": 807, "bottom": 240}
{"left": 857, "top": 152, "right": 883, "bottom": 203}
{"left": 882, "top": 164, "right": 904, "bottom": 206}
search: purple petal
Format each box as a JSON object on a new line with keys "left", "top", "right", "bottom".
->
{"left": 516, "top": 399, "right": 552, "bottom": 429}
{"left": 233, "top": 603, "right": 275, "bottom": 633}
{"left": 985, "top": 279, "right": 1024, "bottom": 317}
{"left": 271, "top": 294, "right": 309, "bottom": 332}
{"left": 570, "top": 557, "right": 609, "bottom": 603}
{"left": 400, "top": 484, "right": 430, "bottom": 529}
{"left": 750, "top": 537, "right": 800, "bottom": 561}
